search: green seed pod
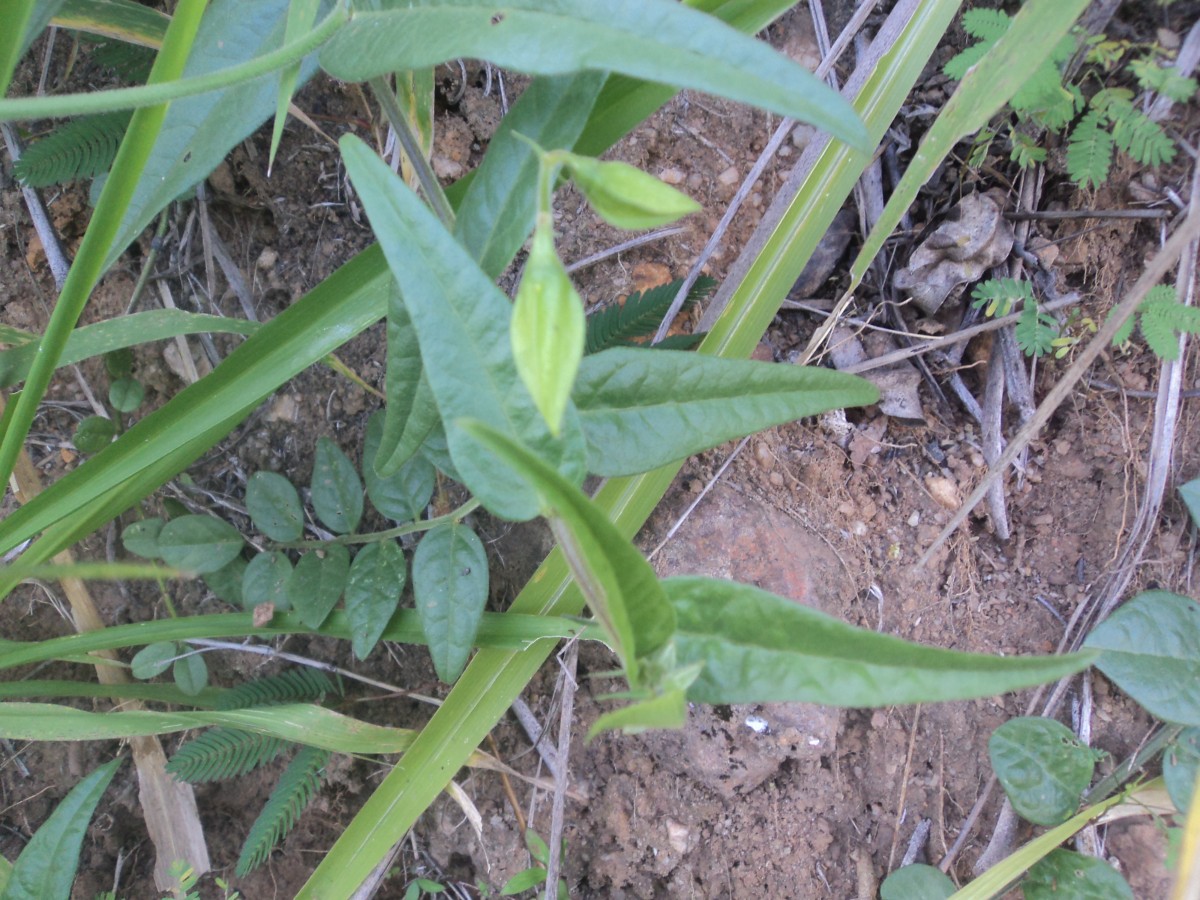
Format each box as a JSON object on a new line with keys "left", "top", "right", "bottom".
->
{"left": 566, "top": 154, "right": 701, "bottom": 230}
{"left": 511, "top": 226, "right": 585, "bottom": 436}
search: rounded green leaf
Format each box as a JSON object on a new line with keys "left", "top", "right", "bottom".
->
{"left": 73, "top": 415, "right": 116, "bottom": 453}
{"left": 157, "top": 514, "right": 244, "bottom": 574}
{"left": 242, "top": 550, "right": 293, "bottom": 612}
{"left": 290, "top": 546, "right": 350, "bottom": 629}
{"left": 566, "top": 154, "right": 700, "bottom": 229}
{"left": 989, "top": 717, "right": 1097, "bottom": 826}
{"left": 1164, "top": 727, "right": 1200, "bottom": 813}
{"left": 364, "top": 411, "right": 436, "bottom": 522}
{"left": 1085, "top": 591, "right": 1200, "bottom": 725}
{"left": 131, "top": 641, "right": 179, "bottom": 679}
{"left": 122, "top": 517, "right": 164, "bottom": 559}
{"left": 105, "top": 348, "right": 134, "bottom": 378}
{"left": 345, "top": 540, "right": 406, "bottom": 660}
{"left": 108, "top": 376, "right": 145, "bottom": 413}
{"left": 880, "top": 864, "right": 955, "bottom": 900}
{"left": 202, "top": 555, "right": 247, "bottom": 608}
{"left": 173, "top": 651, "right": 209, "bottom": 696}
{"left": 1023, "top": 849, "right": 1133, "bottom": 900}
{"left": 246, "top": 470, "right": 305, "bottom": 542}
{"left": 511, "top": 226, "right": 584, "bottom": 437}
{"left": 413, "top": 523, "right": 489, "bottom": 683}
{"left": 311, "top": 436, "right": 363, "bottom": 534}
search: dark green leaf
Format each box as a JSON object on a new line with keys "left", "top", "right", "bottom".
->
{"left": 2, "top": 758, "right": 120, "bottom": 900}
{"left": 167, "top": 728, "right": 287, "bottom": 783}
{"left": 418, "top": 422, "right": 460, "bottom": 482}
{"left": 173, "top": 651, "right": 209, "bottom": 696}
{"left": 573, "top": 348, "right": 879, "bottom": 476}
{"left": 105, "top": 348, "right": 134, "bottom": 378}
{"left": 319, "top": 0, "right": 867, "bottom": 152}
{"left": 246, "top": 471, "right": 305, "bottom": 542}
{"left": 1180, "top": 478, "right": 1200, "bottom": 529}
{"left": 73, "top": 415, "right": 116, "bottom": 453}
{"left": 216, "top": 667, "right": 338, "bottom": 710}
{"left": 203, "top": 555, "right": 247, "bottom": 607}
{"left": 364, "top": 411, "right": 435, "bottom": 522}
{"left": 340, "top": 135, "right": 586, "bottom": 521}
{"left": 1023, "top": 849, "right": 1133, "bottom": 900}
{"left": 880, "top": 865, "right": 956, "bottom": 900}
{"left": 131, "top": 641, "right": 179, "bottom": 679}
{"left": 108, "top": 376, "right": 144, "bottom": 413}
{"left": 377, "top": 299, "right": 438, "bottom": 476}
{"left": 289, "top": 546, "right": 349, "bottom": 629}
{"left": 585, "top": 276, "right": 715, "bottom": 355}
{"left": 157, "top": 514, "right": 244, "bottom": 574}
{"left": 1085, "top": 591, "right": 1200, "bottom": 725}
{"left": 121, "top": 517, "right": 163, "bottom": 559}
{"left": 989, "top": 717, "right": 1096, "bottom": 826}
{"left": 663, "top": 577, "right": 1093, "bottom": 705}
{"left": 412, "top": 523, "right": 489, "bottom": 683}
{"left": 345, "top": 540, "right": 406, "bottom": 660}
{"left": 12, "top": 111, "right": 132, "bottom": 188}
{"left": 310, "top": 437, "right": 363, "bottom": 535}
{"left": 1165, "top": 727, "right": 1200, "bottom": 813}
{"left": 242, "top": 551, "right": 294, "bottom": 612}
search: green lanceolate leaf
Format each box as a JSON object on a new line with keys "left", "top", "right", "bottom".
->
{"left": 1084, "top": 591, "right": 1200, "bottom": 726}
{"left": 412, "top": 522, "right": 489, "bottom": 683}
{"left": 377, "top": 297, "right": 438, "bottom": 476}
{"left": 121, "top": 517, "right": 163, "bottom": 559}
{"left": 246, "top": 471, "right": 305, "bottom": 542}
{"left": 590, "top": 685, "right": 690, "bottom": 737}
{"left": 204, "top": 555, "right": 247, "bottom": 607}
{"left": 1023, "top": 850, "right": 1133, "bottom": 900}
{"left": 156, "top": 514, "right": 244, "bottom": 574}
{"left": 511, "top": 226, "right": 585, "bottom": 437}
{"left": 131, "top": 641, "right": 179, "bottom": 679}
{"left": 880, "top": 865, "right": 956, "bottom": 900}
{"left": 565, "top": 154, "right": 700, "bottom": 229}
{"left": 267, "top": 0, "right": 321, "bottom": 173}
{"left": 311, "top": 437, "right": 364, "bottom": 535}
{"left": 1165, "top": 727, "right": 1200, "bottom": 813}
{"left": 319, "top": 0, "right": 868, "bottom": 152}
{"left": 289, "top": 546, "right": 349, "bottom": 629}
{"left": 454, "top": 72, "right": 607, "bottom": 279}
{"left": 663, "top": 577, "right": 1093, "bottom": 705}
{"left": 989, "top": 717, "right": 1097, "bottom": 826}
{"left": 461, "top": 420, "right": 674, "bottom": 685}
{"left": 339, "top": 134, "right": 586, "bottom": 521}
{"left": 344, "top": 540, "right": 407, "bottom": 660}
{"left": 573, "top": 348, "right": 879, "bottom": 476}
{"left": 2, "top": 758, "right": 121, "bottom": 900}
{"left": 1179, "top": 477, "right": 1200, "bottom": 528}
{"left": 364, "top": 411, "right": 435, "bottom": 522}
{"left": 243, "top": 551, "right": 294, "bottom": 612}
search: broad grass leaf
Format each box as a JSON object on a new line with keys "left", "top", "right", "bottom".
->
{"left": 339, "top": 135, "right": 586, "bottom": 521}
{"left": 364, "top": 411, "right": 435, "bottom": 522}
{"left": 412, "top": 523, "right": 489, "bottom": 683}
{"left": 311, "top": 437, "right": 363, "bottom": 534}
{"left": 345, "top": 540, "right": 406, "bottom": 660}
{"left": 319, "top": 0, "right": 867, "bottom": 152}
{"left": 663, "top": 577, "right": 1093, "bottom": 705}
{"left": 246, "top": 471, "right": 305, "bottom": 542}
{"left": 203, "top": 555, "right": 247, "bottom": 607}
{"left": 173, "top": 651, "right": 209, "bottom": 696}
{"left": 378, "top": 299, "right": 438, "bottom": 476}
{"left": 121, "top": 517, "right": 163, "bottom": 559}
{"left": 289, "top": 546, "right": 349, "bottom": 629}
{"left": 989, "top": 718, "right": 1096, "bottom": 826}
{"left": 131, "top": 641, "right": 179, "bottom": 679}
{"left": 243, "top": 551, "right": 294, "bottom": 612}
{"left": 573, "top": 348, "right": 879, "bottom": 476}
{"left": 157, "top": 514, "right": 244, "bottom": 574}
{"left": 880, "top": 865, "right": 956, "bottom": 900}
{"left": 461, "top": 420, "right": 674, "bottom": 684}
{"left": 1023, "top": 850, "right": 1133, "bottom": 900}
{"left": 1085, "top": 591, "right": 1200, "bottom": 725}
{"left": 2, "top": 758, "right": 120, "bottom": 900}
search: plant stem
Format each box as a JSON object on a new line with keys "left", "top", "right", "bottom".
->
{"left": 274, "top": 498, "right": 480, "bottom": 549}
{"left": 368, "top": 76, "right": 454, "bottom": 229}
{"left": 0, "top": 1, "right": 350, "bottom": 122}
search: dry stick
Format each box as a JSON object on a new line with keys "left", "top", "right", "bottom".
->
{"left": 565, "top": 226, "right": 686, "bottom": 275}
{"left": 652, "top": 0, "right": 882, "bottom": 343}
{"left": 544, "top": 640, "right": 579, "bottom": 900}
{"left": 1004, "top": 208, "right": 1170, "bottom": 221}
{"left": 0, "top": 123, "right": 70, "bottom": 289}
{"left": 916, "top": 173, "right": 1200, "bottom": 569}
{"left": 647, "top": 435, "right": 751, "bottom": 561}
{"left": 886, "top": 704, "right": 922, "bottom": 875}
{"left": 981, "top": 350, "right": 1010, "bottom": 540}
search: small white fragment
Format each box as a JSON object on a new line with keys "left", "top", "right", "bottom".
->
{"left": 907, "top": 511, "right": 920, "bottom": 527}
{"left": 658, "top": 167, "right": 686, "bottom": 185}
{"left": 745, "top": 715, "right": 770, "bottom": 734}
{"left": 717, "top": 165, "right": 739, "bottom": 186}
{"left": 666, "top": 819, "right": 690, "bottom": 854}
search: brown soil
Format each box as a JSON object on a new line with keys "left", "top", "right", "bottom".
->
{"left": 2, "top": 3, "right": 1197, "bottom": 898}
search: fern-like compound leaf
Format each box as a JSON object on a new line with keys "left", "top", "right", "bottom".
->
{"left": 1110, "top": 104, "right": 1176, "bottom": 168}
{"left": 971, "top": 277, "right": 1034, "bottom": 317}
{"left": 215, "top": 667, "right": 340, "bottom": 710}
{"left": 12, "top": 112, "right": 132, "bottom": 188}
{"left": 961, "top": 7, "right": 1011, "bottom": 42}
{"left": 1015, "top": 304, "right": 1059, "bottom": 357}
{"left": 584, "top": 275, "right": 716, "bottom": 355}
{"left": 236, "top": 745, "right": 330, "bottom": 876}
{"left": 1130, "top": 56, "right": 1198, "bottom": 103}
{"left": 1067, "top": 109, "right": 1114, "bottom": 189}
{"left": 166, "top": 727, "right": 288, "bottom": 783}
{"left": 1137, "top": 290, "right": 1200, "bottom": 361}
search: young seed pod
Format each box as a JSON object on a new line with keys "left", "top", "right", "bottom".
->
{"left": 511, "top": 226, "right": 585, "bottom": 436}
{"left": 566, "top": 154, "right": 701, "bottom": 230}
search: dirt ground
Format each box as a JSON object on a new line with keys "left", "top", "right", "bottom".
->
{"left": 2, "top": 2, "right": 1199, "bottom": 898}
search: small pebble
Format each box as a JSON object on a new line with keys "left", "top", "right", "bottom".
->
{"left": 255, "top": 247, "right": 278, "bottom": 271}
{"left": 659, "top": 166, "right": 685, "bottom": 185}
{"left": 907, "top": 511, "right": 920, "bottom": 527}
{"left": 717, "top": 165, "right": 739, "bottom": 186}
{"left": 791, "top": 123, "right": 816, "bottom": 149}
